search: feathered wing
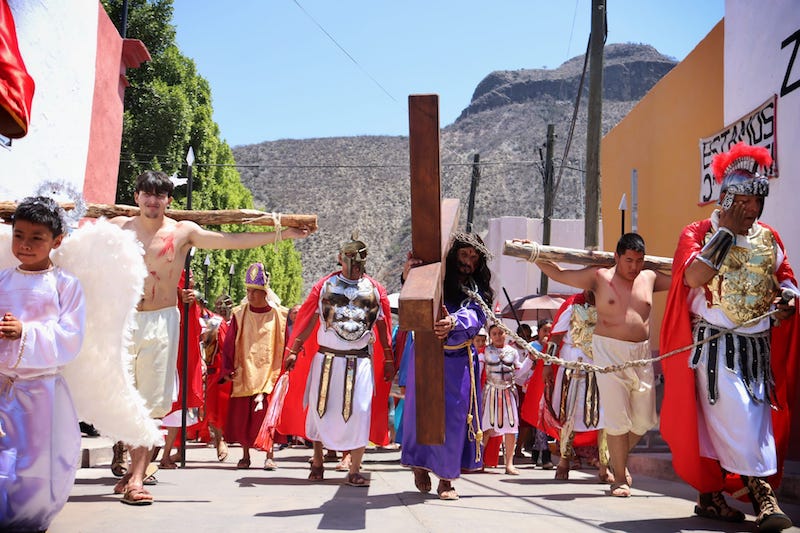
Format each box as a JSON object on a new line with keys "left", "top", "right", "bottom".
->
{"left": 53, "top": 219, "right": 163, "bottom": 447}
{"left": 0, "top": 226, "right": 15, "bottom": 270}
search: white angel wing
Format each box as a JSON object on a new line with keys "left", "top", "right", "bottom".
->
{"left": 0, "top": 225, "right": 15, "bottom": 270}
{"left": 53, "top": 219, "right": 163, "bottom": 447}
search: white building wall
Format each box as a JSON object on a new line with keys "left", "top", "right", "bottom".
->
{"left": 725, "top": 0, "right": 800, "bottom": 260}
{"left": 483, "top": 217, "right": 600, "bottom": 332}
{"left": 1, "top": 0, "right": 98, "bottom": 200}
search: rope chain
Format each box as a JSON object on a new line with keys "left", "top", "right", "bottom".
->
{"left": 461, "top": 286, "right": 779, "bottom": 374}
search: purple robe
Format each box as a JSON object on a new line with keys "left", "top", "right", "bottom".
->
{"left": 401, "top": 298, "right": 486, "bottom": 480}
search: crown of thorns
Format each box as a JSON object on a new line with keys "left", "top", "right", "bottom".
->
{"left": 450, "top": 232, "right": 493, "bottom": 260}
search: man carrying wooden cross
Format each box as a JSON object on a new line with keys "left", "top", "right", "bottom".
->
{"left": 401, "top": 232, "right": 493, "bottom": 501}
{"left": 109, "top": 170, "right": 311, "bottom": 506}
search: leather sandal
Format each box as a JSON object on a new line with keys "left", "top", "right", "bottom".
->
{"left": 308, "top": 463, "right": 324, "bottom": 481}
{"left": 345, "top": 472, "right": 369, "bottom": 487}
{"left": 610, "top": 482, "right": 631, "bottom": 497}
{"left": 437, "top": 480, "right": 459, "bottom": 501}
{"left": 554, "top": 461, "right": 570, "bottom": 480}
{"left": 412, "top": 468, "right": 431, "bottom": 493}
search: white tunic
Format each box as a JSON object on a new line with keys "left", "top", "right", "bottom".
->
{"left": 0, "top": 266, "right": 86, "bottom": 531}
{"left": 304, "top": 275, "right": 382, "bottom": 450}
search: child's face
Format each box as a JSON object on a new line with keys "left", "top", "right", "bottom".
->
{"left": 12, "top": 219, "right": 62, "bottom": 271}
{"left": 489, "top": 327, "right": 505, "bottom": 348}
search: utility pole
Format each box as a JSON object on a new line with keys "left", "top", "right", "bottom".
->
{"left": 585, "top": 0, "right": 606, "bottom": 249}
{"left": 540, "top": 124, "right": 555, "bottom": 294}
{"left": 466, "top": 154, "right": 480, "bottom": 233}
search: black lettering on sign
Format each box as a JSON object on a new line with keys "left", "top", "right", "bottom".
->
{"left": 701, "top": 173, "right": 715, "bottom": 204}
{"left": 781, "top": 28, "right": 800, "bottom": 97}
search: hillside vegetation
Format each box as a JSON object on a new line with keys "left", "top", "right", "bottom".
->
{"left": 233, "top": 44, "right": 676, "bottom": 294}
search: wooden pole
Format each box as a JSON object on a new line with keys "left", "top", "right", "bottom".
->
{"left": 585, "top": 0, "right": 605, "bottom": 249}
{"left": 466, "top": 153, "right": 480, "bottom": 233}
{"left": 503, "top": 240, "right": 672, "bottom": 274}
{"left": 541, "top": 124, "right": 555, "bottom": 294}
{"left": 0, "top": 201, "right": 318, "bottom": 231}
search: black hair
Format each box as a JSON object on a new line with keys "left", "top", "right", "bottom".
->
{"left": 616, "top": 232, "right": 645, "bottom": 256}
{"left": 537, "top": 318, "right": 553, "bottom": 330}
{"left": 516, "top": 324, "right": 532, "bottom": 337}
{"left": 488, "top": 323, "right": 502, "bottom": 335}
{"left": 135, "top": 170, "right": 174, "bottom": 196}
{"left": 443, "top": 236, "right": 495, "bottom": 306}
{"left": 12, "top": 196, "right": 66, "bottom": 237}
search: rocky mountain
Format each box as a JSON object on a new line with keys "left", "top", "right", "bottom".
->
{"left": 233, "top": 44, "right": 676, "bottom": 295}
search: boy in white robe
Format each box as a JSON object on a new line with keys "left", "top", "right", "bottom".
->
{"left": 0, "top": 196, "right": 86, "bottom": 531}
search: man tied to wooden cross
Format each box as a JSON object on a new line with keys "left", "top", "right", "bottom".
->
{"left": 401, "top": 233, "right": 494, "bottom": 501}
{"left": 108, "top": 170, "right": 311, "bottom": 506}
{"left": 535, "top": 233, "right": 672, "bottom": 498}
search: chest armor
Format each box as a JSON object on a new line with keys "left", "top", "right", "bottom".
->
{"left": 570, "top": 303, "right": 597, "bottom": 359}
{"left": 320, "top": 275, "right": 379, "bottom": 341}
{"left": 485, "top": 347, "right": 516, "bottom": 387}
{"left": 705, "top": 225, "right": 778, "bottom": 325}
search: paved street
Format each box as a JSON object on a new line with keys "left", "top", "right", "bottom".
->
{"left": 50, "top": 438, "right": 799, "bottom": 533}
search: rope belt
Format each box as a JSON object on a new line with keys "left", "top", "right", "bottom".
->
{"left": 443, "top": 340, "right": 472, "bottom": 351}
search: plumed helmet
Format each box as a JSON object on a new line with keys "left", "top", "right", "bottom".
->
{"left": 712, "top": 142, "right": 772, "bottom": 201}
{"left": 244, "top": 262, "right": 270, "bottom": 291}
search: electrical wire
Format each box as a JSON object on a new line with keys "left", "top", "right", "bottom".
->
{"left": 292, "top": 0, "right": 397, "bottom": 103}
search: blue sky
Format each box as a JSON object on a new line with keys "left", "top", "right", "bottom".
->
{"left": 172, "top": 0, "right": 724, "bottom": 147}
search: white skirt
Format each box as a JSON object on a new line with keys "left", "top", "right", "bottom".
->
{"left": 304, "top": 352, "right": 374, "bottom": 450}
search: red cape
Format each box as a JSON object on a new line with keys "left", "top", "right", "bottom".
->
{"left": 205, "top": 317, "right": 232, "bottom": 428}
{"left": 520, "top": 293, "right": 598, "bottom": 447}
{"left": 0, "top": 1, "right": 35, "bottom": 138}
{"left": 171, "top": 282, "right": 205, "bottom": 413}
{"left": 276, "top": 272, "right": 393, "bottom": 447}
{"left": 660, "top": 219, "right": 799, "bottom": 493}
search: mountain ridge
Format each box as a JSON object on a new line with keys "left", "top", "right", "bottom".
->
{"left": 233, "top": 43, "right": 676, "bottom": 295}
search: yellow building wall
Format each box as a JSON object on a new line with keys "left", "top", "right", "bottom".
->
{"left": 600, "top": 21, "right": 724, "bottom": 346}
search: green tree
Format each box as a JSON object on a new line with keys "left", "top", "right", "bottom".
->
{"left": 101, "top": 0, "right": 303, "bottom": 305}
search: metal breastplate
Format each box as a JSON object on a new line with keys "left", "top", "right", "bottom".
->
{"left": 569, "top": 303, "right": 597, "bottom": 359}
{"left": 484, "top": 347, "right": 516, "bottom": 388}
{"left": 320, "top": 275, "right": 379, "bottom": 341}
{"left": 705, "top": 225, "right": 778, "bottom": 325}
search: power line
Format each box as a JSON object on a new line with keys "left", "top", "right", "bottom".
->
{"left": 119, "top": 158, "right": 556, "bottom": 169}
{"left": 292, "top": 0, "right": 397, "bottom": 104}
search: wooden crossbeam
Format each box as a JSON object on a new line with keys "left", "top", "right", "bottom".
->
{"left": 502, "top": 240, "right": 673, "bottom": 273}
{"left": 0, "top": 201, "right": 317, "bottom": 231}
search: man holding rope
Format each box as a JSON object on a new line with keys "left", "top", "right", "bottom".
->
{"left": 660, "top": 143, "right": 798, "bottom": 531}
{"left": 535, "top": 233, "right": 671, "bottom": 497}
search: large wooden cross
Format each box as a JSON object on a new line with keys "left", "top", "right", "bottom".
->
{"left": 398, "top": 94, "right": 460, "bottom": 445}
